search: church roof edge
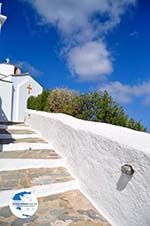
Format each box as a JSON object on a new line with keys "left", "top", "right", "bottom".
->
{"left": 11, "top": 73, "right": 29, "bottom": 77}
{"left": 0, "top": 62, "right": 21, "bottom": 70}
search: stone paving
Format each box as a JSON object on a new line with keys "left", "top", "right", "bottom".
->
{"left": 0, "top": 123, "right": 111, "bottom": 226}
{"left": 0, "top": 137, "right": 47, "bottom": 144}
{"left": 0, "top": 129, "right": 36, "bottom": 135}
{"left": 0, "top": 167, "right": 74, "bottom": 190}
{"left": 0, "top": 190, "right": 110, "bottom": 226}
{"left": 0, "top": 122, "right": 25, "bottom": 126}
{"left": 0, "top": 149, "right": 61, "bottom": 159}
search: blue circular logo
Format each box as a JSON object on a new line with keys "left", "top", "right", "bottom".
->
{"left": 9, "top": 190, "right": 38, "bottom": 219}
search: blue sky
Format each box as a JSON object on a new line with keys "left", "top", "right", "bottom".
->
{"left": 0, "top": 0, "right": 150, "bottom": 128}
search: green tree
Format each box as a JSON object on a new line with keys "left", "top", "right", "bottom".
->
{"left": 72, "top": 92, "right": 101, "bottom": 120}
{"left": 27, "top": 96, "right": 36, "bottom": 110}
{"left": 96, "top": 91, "right": 128, "bottom": 127}
{"left": 127, "top": 118, "right": 146, "bottom": 132}
{"left": 27, "top": 90, "right": 49, "bottom": 111}
{"left": 47, "top": 88, "right": 77, "bottom": 114}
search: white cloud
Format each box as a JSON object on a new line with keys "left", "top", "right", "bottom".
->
{"left": 99, "top": 81, "right": 150, "bottom": 104}
{"left": 24, "top": 0, "right": 136, "bottom": 35}
{"left": 23, "top": 0, "right": 136, "bottom": 81}
{"left": 17, "top": 61, "right": 43, "bottom": 77}
{"left": 68, "top": 41, "right": 113, "bottom": 81}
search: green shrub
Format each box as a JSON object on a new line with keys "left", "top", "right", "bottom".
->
{"left": 27, "top": 96, "right": 36, "bottom": 110}
{"left": 95, "top": 91, "right": 128, "bottom": 127}
{"left": 47, "top": 88, "right": 77, "bottom": 114}
{"left": 27, "top": 90, "right": 49, "bottom": 111}
{"left": 71, "top": 92, "right": 101, "bottom": 121}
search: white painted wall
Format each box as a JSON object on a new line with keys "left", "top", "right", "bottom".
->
{"left": 0, "top": 64, "right": 19, "bottom": 77}
{"left": 0, "top": 62, "right": 43, "bottom": 122}
{"left": 25, "top": 109, "right": 150, "bottom": 226}
{"left": 0, "top": 80, "right": 12, "bottom": 121}
{"left": 12, "top": 75, "right": 43, "bottom": 122}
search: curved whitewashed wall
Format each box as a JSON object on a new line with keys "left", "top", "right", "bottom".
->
{"left": 25, "top": 110, "right": 150, "bottom": 226}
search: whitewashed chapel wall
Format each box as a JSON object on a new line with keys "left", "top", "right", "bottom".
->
{"left": 12, "top": 75, "right": 42, "bottom": 122}
{"left": 0, "top": 80, "right": 12, "bottom": 121}
{"left": 0, "top": 63, "right": 15, "bottom": 78}
{"left": 25, "top": 109, "right": 150, "bottom": 226}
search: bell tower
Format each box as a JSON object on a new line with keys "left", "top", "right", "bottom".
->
{"left": 0, "top": 3, "right": 7, "bottom": 31}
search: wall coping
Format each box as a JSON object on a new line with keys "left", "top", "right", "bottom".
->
{"left": 26, "top": 109, "right": 150, "bottom": 154}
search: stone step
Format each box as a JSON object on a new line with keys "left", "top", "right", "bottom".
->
{"left": 0, "top": 125, "right": 30, "bottom": 130}
{"left": 0, "top": 129, "right": 36, "bottom": 135}
{"left": 0, "top": 143, "right": 54, "bottom": 152}
{"left": 0, "top": 122, "right": 24, "bottom": 126}
{"left": 0, "top": 181, "right": 78, "bottom": 208}
{"left": 0, "top": 133, "right": 41, "bottom": 140}
{"left": 0, "top": 167, "right": 74, "bottom": 191}
{"left": 0, "top": 159, "right": 65, "bottom": 172}
{"left": 0, "top": 149, "right": 61, "bottom": 159}
{"left": 0, "top": 123, "right": 26, "bottom": 130}
{"left": 0, "top": 190, "right": 111, "bottom": 226}
{"left": 0, "top": 137, "right": 47, "bottom": 145}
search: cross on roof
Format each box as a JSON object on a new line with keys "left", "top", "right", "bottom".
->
{"left": 6, "top": 58, "right": 10, "bottom": 64}
{"left": 27, "top": 84, "right": 32, "bottom": 94}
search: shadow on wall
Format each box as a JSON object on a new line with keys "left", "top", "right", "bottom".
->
{"left": 0, "top": 97, "right": 15, "bottom": 152}
{"left": 117, "top": 173, "right": 133, "bottom": 191}
{"left": 0, "top": 97, "right": 8, "bottom": 122}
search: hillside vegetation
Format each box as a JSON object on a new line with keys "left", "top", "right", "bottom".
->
{"left": 27, "top": 88, "right": 146, "bottom": 132}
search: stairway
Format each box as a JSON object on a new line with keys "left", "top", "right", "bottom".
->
{"left": 0, "top": 122, "right": 111, "bottom": 226}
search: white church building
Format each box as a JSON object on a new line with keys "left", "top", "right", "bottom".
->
{"left": 0, "top": 4, "right": 43, "bottom": 122}
{"left": 0, "top": 60, "right": 43, "bottom": 122}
